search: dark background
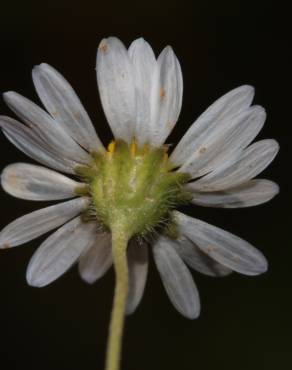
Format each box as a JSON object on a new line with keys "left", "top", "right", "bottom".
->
{"left": 0, "top": 1, "right": 290, "bottom": 369}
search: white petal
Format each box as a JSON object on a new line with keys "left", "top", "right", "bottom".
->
{"left": 171, "top": 85, "right": 255, "bottom": 166}
{"left": 153, "top": 236, "right": 200, "bottom": 319}
{"left": 1, "top": 163, "right": 83, "bottom": 201}
{"left": 3, "top": 92, "right": 90, "bottom": 164}
{"left": 78, "top": 232, "right": 112, "bottom": 284}
{"left": 96, "top": 37, "right": 136, "bottom": 142}
{"left": 190, "top": 179, "right": 279, "bottom": 208}
{"left": 0, "top": 116, "right": 77, "bottom": 174}
{"left": 175, "top": 211, "right": 268, "bottom": 276}
{"left": 189, "top": 139, "right": 279, "bottom": 192}
{"left": 196, "top": 106, "right": 266, "bottom": 177}
{"left": 0, "top": 197, "right": 88, "bottom": 248}
{"left": 126, "top": 239, "right": 148, "bottom": 315}
{"left": 128, "top": 38, "right": 157, "bottom": 145}
{"left": 26, "top": 217, "right": 96, "bottom": 287}
{"left": 178, "top": 106, "right": 266, "bottom": 178}
{"left": 172, "top": 236, "right": 232, "bottom": 277}
{"left": 32, "top": 63, "right": 104, "bottom": 152}
{"left": 150, "top": 46, "right": 183, "bottom": 146}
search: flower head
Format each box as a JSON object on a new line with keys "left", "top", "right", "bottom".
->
{"left": 0, "top": 37, "right": 279, "bottom": 322}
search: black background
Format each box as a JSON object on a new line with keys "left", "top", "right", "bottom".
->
{"left": 0, "top": 1, "right": 290, "bottom": 370}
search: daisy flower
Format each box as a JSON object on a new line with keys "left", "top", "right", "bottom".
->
{"left": 0, "top": 37, "right": 279, "bottom": 370}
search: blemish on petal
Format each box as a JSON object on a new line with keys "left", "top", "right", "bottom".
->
{"left": 206, "top": 245, "right": 216, "bottom": 253}
{"left": 160, "top": 88, "right": 166, "bottom": 101}
{"left": 199, "top": 147, "right": 207, "bottom": 154}
{"left": 74, "top": 112, "right": 82, "bottom": 120}
{"left": 6, "top": 173, "right": 19, "bottom": 186}
{"left": 99, "top": 40, "right": 109, "bottom": 54}
{"left": 1, "top": 242, "right": 11, "bottom": 249}
{"left": 51, "top": 111, "right": 60, "bottom": 118}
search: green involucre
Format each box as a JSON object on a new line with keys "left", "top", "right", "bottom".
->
{"left": 75, "top": 140, "right": 191, "bottom": 238}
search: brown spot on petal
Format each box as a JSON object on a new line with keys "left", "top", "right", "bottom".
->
{"left": 52, "top": 111, "right": 60, "bottom": 118}
{"left": 6, "top": 173, "right": 19, "bottom": 186}
{"left": 160, "top": 88, "right": 166, "bottom": 101}
{"left": 99, "top": 40, "right": 108, "bottom": 54}
{"left": 1, "top": 243, "right": 11, "bottom": 249}
{"left": 199, "top": 147, "right": 207, "bottom": 154}
{"left": 74, "top": 111, "right": 81, "bottom": 120}
{"left": 206, "top": 245, "right": 216, "bottom": 253}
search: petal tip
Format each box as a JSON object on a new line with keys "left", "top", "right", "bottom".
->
{"left": 252, "top": 105, "right": 266, "bottom": 116}
{"left": 188, "top": 306, "right": 201, "bottom": 320}
{"left": 266, "top": 181, "right": 280, "bottom": 198}
{"left": 162, "top": 45, "right": 174, "bottom": 56}
{"left": 272, "top": 139, "right": 280, "bottom": 151}
{"left": 98, "top": 36, "right": 122, "bottom": 54}
{"left": 244, "top": 84, "right": 255, "bottom": 90}
{"left": 26, "top": 266, "right": 51, "bottom": 288}
{"left": 266, "top": 139, "right": 280, "bottom": 157}
{"left": 239, "top": 84, "right": 255, "bottom": 94}
{"left": 26, "top": 273, "right": 44, "bottom": 288}
{"left": 234, "top": 85, "right": 255, "bottom": 103}
{"left": 273, "top": 182, "right": 280, "bottom": 195}
{"left": 259, "top": 257, "right": 269, "bottom": 274}
{"left": 0, "top": 241, "right": 12, "bottom": 249}
{"left": 243, "top": 255, "right": 269, "bottom": 276}
{"left": 135, "top": 36, "right": 146, "bottom": 43}
{"left": 39, "top": 62, "right": 50, "bottom": 69}
{"left": 79, "top": 272, "right": 96, "bottom": 285}
{"left": 3, "top": 91, "right": 14, "bottom": 101}
{"left": 125, "top": 304, "right": 135, "bottom": 316}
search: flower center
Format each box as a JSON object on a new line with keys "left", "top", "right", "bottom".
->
{"left": 76, "top": 140, "right": 191, "bottom": 239}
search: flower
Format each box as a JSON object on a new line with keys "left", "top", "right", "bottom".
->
{"left": 0, "top": 37, "right": 279, "bottom": 322}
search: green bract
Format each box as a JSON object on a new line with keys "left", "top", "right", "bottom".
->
{"left": 76, "top": 140, "right": 191, "bottom": 238}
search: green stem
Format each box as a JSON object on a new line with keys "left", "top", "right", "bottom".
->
{"left": 105, "top": 228, "right": 129, "bottom": 370}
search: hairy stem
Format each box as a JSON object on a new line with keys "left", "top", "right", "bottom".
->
{"left": 105, "top": 228, "right": 129, "bottom": 370}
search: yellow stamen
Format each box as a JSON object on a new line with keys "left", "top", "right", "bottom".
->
{"left": 163, "top": 144, "right": 169, "bottom": 162}
{"left": 130, "top": 139, "right": 137, "bottom": 157}
{"left": 142, "top": 143, "right": 150, "bottom": 155}
{"left": 107, "top": 141, "right": 116, "bottom": 158}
